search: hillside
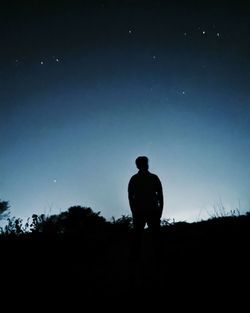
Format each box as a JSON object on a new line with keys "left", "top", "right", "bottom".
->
{"left": 1, "top": 208, "right": 249, "bottom": 307}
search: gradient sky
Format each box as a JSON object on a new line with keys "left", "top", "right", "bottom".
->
{"left": 0, "top": 0, "right": 250, "bottom": 223}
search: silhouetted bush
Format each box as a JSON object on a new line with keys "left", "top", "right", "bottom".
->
{"left": 0, "top": 199, "right": 10, "bottom": 220}
{"left": 29, "top": 206, "right": 108, "bottom": 236}
{"left": 1, "top": 216, "right": 30, "bottom": 235}
{"left": 110, "top": 214, "right": 133, "bottom": 231}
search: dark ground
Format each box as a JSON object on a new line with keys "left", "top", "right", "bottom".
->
{"left": 1, "top": 214, "right": 249, "bottom": 309}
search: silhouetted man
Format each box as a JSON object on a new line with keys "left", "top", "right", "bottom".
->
{"left": 128, "top": 156, "right": 164, "bottom": 254}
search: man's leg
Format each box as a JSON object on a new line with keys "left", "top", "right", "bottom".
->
{"left": 131, "top": 214, "right": 146, "bottom": 258}
{"left": 147, "top": 214, "right": 162, "bottom": 257}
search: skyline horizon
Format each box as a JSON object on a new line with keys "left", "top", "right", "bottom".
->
{"left": 1, "top": 161, "right": 248, "bottom": 225}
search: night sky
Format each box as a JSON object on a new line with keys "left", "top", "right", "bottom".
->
{"left": 1, "top": 0, "right": 250, "bottom": 223}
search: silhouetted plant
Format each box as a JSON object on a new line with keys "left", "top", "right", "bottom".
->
{"left": 161, "top": 218, "right": 173, "bottom": 227}
{"left": 29, "top": 213, "right": 59, "bottom": 234}
{"left": 0, "top": 199, "right": 10, "bottom": 220}
{"left": 29, "top": 206, "right": 108, "bottom": 235}
{"left": 110, "top": 214, "right": 133, "bottom": 231}
{"left": 30, "top": 214, "right": 45, "bottom": 233}
{"left": 208, "top": 204, "right": 242, "bottom": 220}
{"left": 3, "top": 217, "right": 25, "bottom": 235}
{"left": 60, "top": 206, "right": 107, "bottom": 234}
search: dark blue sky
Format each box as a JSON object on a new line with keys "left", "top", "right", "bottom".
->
{"left": 1, "top": 0, "right": 250, "bottom": 222}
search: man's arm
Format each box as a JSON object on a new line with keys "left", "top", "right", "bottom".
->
{"left": 128, "top": 177, "right": 135, "bottom": 213}
{"left": 156, "top": 176, "right": 164, "bottom": 212}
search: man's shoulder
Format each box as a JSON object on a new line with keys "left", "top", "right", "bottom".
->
{"left": 149, "top": 172, "right": 162, "bottom": 185}
{"left": 129, "top": 173, "right": 139, "bottom": 181}
{"left": 149, "top": 172, "right": 159, "bottom": 179}
{"left": 129, "top": 171, "right": 160, "bottom": 181}
{"left": 128, "top": 173, "right": 137, "bottom": 182}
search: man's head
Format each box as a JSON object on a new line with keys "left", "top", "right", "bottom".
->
{"left": 135, "top": 156, "right": 149, "bottom": 171}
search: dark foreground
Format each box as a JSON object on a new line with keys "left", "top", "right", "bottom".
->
{"left": 1, "top": 214, "right": 249, "bottom": 308}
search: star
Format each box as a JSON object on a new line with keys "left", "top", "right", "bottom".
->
{"left": 52, "top": 56, "right": 60, "bottom": 62}
{"left": 202, "top": 30, "right": 206, "bottom": 35}
{"left": 216, "top": 32, "right": 220, "bottom": 37}
{"left": 128, "top": 30, "right": 132, "bottom": 34}
{"left": 40, "top": 61, "right": 44, "bottom": 65}
{"left": 53, "top": 179, "right": 57, "bottom": 183}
